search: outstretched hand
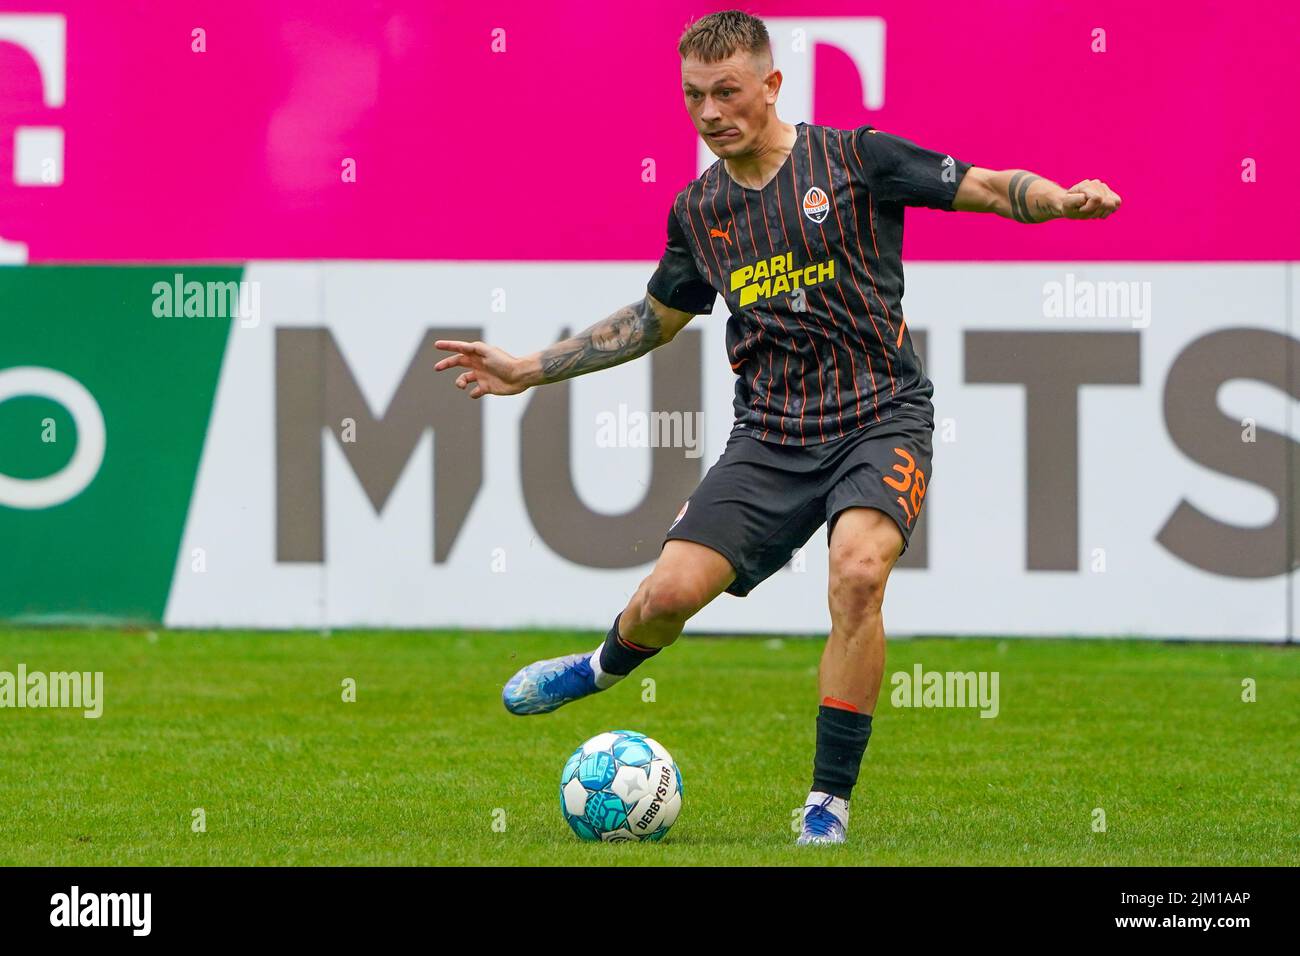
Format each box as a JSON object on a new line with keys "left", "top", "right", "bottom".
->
{"left": 434, "top": 340, "right": 530, "bottom": 399}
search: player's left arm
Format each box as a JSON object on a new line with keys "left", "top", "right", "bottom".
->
{"left": 953, "top": 167, "right": 1122, "bottom": 222}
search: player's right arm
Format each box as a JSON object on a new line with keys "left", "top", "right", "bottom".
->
{"left": 434, "top": 293, "right": 696, "bottom": 400}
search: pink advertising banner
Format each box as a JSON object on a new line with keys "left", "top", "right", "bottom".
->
{"left": 0, "top": 0, "right": 1296, "bottom": 263}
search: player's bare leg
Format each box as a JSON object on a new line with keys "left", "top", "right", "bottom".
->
{"left": 822, "top": 507, "right": 902, "bottom": 711}
{"left": 502, "top": 540, "right": 735, "bottom": 715}
{"left": 618, "top": 540, "right": 736, "bottom": 648}
{"left": 798, "top": 506, "right": 904, "bottom": 844}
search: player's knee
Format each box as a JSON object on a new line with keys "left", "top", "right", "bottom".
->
{"left": 828, "top": 557, "right": 889, "bottom": 618}
{"left": 638, "top": 576, "right": 706, "bottom": 624}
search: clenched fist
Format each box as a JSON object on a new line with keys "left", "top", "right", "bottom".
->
{"left": 1059, "top": 179, "right": 1122, "bottom": 219}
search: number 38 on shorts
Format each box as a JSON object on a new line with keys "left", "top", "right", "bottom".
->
{"left": 882, "top": 446, "right": 927, "bottom": 528}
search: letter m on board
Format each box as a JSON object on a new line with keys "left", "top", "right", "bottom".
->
{"left": 275, "top": 328, "right": 482, "bottom": 563}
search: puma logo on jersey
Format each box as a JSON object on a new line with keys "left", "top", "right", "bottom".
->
{"left": 709, "top": 220, "right": 733, "bottom": 246}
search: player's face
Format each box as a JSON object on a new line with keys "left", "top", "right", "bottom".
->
{"left": 681, "top": 52, "right": 777, "bottom": 158}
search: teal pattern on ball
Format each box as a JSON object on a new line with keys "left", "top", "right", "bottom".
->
{"left": 612, "top": 736, "right": 654, "bottom": 767}
{"left": 567, "top": 811, "right": 600, "bottom": 842}
{"left": 560, "top": 748, "right": 582, "bottom": 785}
{"left": 584, "top": 791, "right": 628, "bottom": 832}
{"left": 577, "top": 751, "right": 616, "bottom": 790}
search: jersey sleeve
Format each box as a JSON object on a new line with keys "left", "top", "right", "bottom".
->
{"left": 852, "top": 126, "right": 972, "bottom": 210}
{"left": 647, "top": 202, "right": 717, "bottom": 314}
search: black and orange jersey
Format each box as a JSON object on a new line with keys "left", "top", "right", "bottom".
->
{"left": 648, "top": 121, "right": 971, "bottom": 446}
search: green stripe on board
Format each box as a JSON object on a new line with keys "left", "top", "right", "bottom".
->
{"left": 0, "top": 266, "right": 241, "bottom": 623}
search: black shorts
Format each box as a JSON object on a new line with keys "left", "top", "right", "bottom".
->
{"left": 662, "top": 411, "right": 934, "bottom": 597}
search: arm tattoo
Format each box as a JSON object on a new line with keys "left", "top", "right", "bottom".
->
{"left": 1008, "top": 171, "right": 1044, "bottom": 223}
{"left": 539, "top": 297, "right": 665, "bottom": 384}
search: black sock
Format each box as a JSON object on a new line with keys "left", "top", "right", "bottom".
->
{"left": 811, "top": 704, "right": 873, "bottom": 800}
{"left": 597, "top": 612, "right": 661, "bottom": 676}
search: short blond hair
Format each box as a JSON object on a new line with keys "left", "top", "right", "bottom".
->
{"left": 678, "top": 9, "right": 772, "bottom": 69}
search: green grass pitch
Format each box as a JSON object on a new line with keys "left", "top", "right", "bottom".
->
{"left": 0, "top": 629, "right": 1295, "bottom": 866}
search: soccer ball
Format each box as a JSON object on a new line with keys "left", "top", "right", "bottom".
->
{"left": 559, "top": 730, "right": 683, "bottom": 842}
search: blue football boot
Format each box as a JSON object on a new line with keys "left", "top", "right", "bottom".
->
{"left": 796, "top": 793, "right": 849, "bottom": 845}
{"left": 502, "top": 652, "right": 603, "bottom": 715}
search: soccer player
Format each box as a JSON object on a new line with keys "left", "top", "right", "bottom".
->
{"left": 434, "top": 10, "right": 1120, "bottom": 844}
